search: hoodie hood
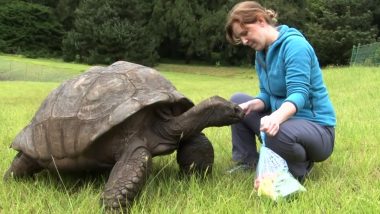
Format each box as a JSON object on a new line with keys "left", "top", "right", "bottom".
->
{"left": 256, "top": 25, "right": 305, "bottom": 59}
{"left": 271, "top": 25, "right": 305, "bottom": 50}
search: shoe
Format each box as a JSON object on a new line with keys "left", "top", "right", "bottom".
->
{"left": 226, "top": 162, "right": 256, "bottom": 174}
{"left": 296, "top": 162, "right": 314, "bottom": 183}
{"left": 307, "top": 162, "right": 314, "bottom": 173}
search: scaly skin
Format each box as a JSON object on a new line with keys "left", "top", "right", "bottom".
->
{"left": 3, "top": 152, "right": 42, "bottom": 180}
{"left": 101, "top": 146, "right": 152, "bottom": 210}
{"left": 168, "top": 96, "right": 244, "bottom": 140}
{"left": 177, "top": 133, "right": 214, "bottom": 175}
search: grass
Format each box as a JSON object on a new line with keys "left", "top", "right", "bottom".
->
{"left": 0, "top": 56, "right": 380, "bottom": 213}
{"left": 0, "top": 55, "right": 89, "bottom": 82}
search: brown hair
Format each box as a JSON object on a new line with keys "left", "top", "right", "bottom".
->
{"left": 225, "top": 1, "right": 278, "bottom": 45}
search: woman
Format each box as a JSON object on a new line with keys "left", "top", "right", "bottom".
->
{"left": 225, "top": 1, "right": 336, "bottom": 182}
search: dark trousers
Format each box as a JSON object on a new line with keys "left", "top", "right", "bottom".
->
{"left": 230, "top": 93, "right": 335, "bottom": 177}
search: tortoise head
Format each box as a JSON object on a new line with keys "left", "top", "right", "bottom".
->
{"left": 167, "top": 96, "right": 244, "bottom": 140}
{"left": 194, "top": 95, "right": 244, "bottom": 127}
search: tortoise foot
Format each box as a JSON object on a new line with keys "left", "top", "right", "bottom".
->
{"left": 4, "top": 152, "right": 42, "bottom": 181}
{"left": 101, "top": 146, "right": 152, "bottom": 210}
{"left": 177, "top": 133, "right": 214, "bottom": 176}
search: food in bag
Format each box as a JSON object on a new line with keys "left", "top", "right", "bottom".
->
{"left": 255, "top": 132, "right": 306, "bottom": 200}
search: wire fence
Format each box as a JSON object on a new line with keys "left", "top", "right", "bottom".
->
{"left": 0, "top": 57, "right": 84, "bottom": 82}
{"left": 350, "top": 42, "right": 380, "bottom": 66}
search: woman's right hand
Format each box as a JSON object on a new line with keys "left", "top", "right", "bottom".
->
{"left": 239, "top": 99, "right": 264, "bottom": 115}
{"left": 239, "top": 100, "right": 255, "bottom": 115}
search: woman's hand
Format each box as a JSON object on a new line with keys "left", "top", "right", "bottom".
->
{"left": 260, "top": 115, "right": 281, "bottom": 136}
{"left": 260, "top": 101, "right": 297, "bottom": 136}
{"left": 238, "top": 99, "right": 265, "bottom": 115}
{"left": 239, "top": 100, "right": 255, "bottom": 115}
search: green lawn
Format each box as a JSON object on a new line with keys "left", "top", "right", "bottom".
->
{"left": 0, "top": 55, "right": 379, "bottom": 213}
{"left": 0, "top": 55, "right": 89, "bottom": 82}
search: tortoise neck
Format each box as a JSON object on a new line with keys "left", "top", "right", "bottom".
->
{"left": 167, "top": 104, "right": 210, "bottom": 140}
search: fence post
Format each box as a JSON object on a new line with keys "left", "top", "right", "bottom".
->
{"left": 355, "top": 43, "right": 361, "bottom": 66}
{"left": 350, "top": 45, "right": 356, "bottom": 66}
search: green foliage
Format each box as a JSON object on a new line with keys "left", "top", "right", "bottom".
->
{"left": 55, "top": 0, "right": 80, "bottom": 31}
{"left": 62, "top": 0, "right": 158, "bottom": 66}
{"left": 365, "top": 0, "right": 380, "bottom": 38}
{"left": 150, "top": 0, "right": 252, "bottom": 66}
{"left": 304, "top": 0, "right": 378, "bottom": 66}
{"left": 261, "top": 0, "right": 308, "bottom": 29}
{"left": 0, "top": 0, "right": 63, "bottom": 57}
{"left": 21, "top": 0, "right": 58, "bottom": 8}
{"left": 2, "top": 0, "right": 380, "bottom": 66}
{"left": 151, "top": 0, "right": 206, "bottom": 62}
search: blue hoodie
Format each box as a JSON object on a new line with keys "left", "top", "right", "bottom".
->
{"left": 255, "top": 25, "right": 336, "bottom": 126}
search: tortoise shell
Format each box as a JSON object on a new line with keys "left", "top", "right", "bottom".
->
{"left": 11, "top": 61, "right": 193, "bottom": 160}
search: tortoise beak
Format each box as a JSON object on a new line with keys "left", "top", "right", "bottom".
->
{"left": 232, "top": 104, "right": 245, "bottom": 122}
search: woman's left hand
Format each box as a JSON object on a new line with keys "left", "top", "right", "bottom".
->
{"left": 260, "top": 102, "right": 297, "bottom": 136}
{"left": 260, "top": 115, "right": 280, "bottom": 136}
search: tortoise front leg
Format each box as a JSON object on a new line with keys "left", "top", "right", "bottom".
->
{"left": 4, "top": 152, "right": 42, "bottom": 180}
{"left": 101, "top": 146, "right": 152, "bottom": 211}
{"left": 177, "top": 132, "right": 214, "bottom": 176}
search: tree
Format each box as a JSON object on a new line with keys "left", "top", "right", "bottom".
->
{"left": 150, "top": 0, "right": 205, "bottom": 63}
{"left": 304, "top": 0, "right": 378, "bottom": 66}
{"left": 20, "top": 0, "right": 58, "bottom": 8}
{"left": 0, "top": 0, "right": 63, "bottom": 57}
{"left": 261, "top": 0, "right": 308, "bottom": 29}
{"left": 149, "top": 0, "right": 250, "bottom": 65}
{"left": 62, "top": 0, "right": 158, "bottom": 66}
{"left": 367, "top": 0, "right": 380, "bottom": 38}
{"left": 55, "top": 0, "right": 80, "bottom": 31}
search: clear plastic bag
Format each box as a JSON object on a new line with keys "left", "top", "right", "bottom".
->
{"left": 255, "top": 132, "right": 306, "bottom": 201}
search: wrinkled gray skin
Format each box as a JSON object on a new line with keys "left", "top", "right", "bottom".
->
{"left": 4, "top": 61, "right": 244, "bottom": 211}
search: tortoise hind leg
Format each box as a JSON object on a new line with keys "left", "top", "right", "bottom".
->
{"left": 101, "top": 146, "right": 152, "bottom": 211}
{"left": 4, "top": 152, "right": 42, "bottom": 180}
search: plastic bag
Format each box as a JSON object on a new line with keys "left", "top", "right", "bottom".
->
{"left": 255, "top": 132, "right": 306, "bottom": 201}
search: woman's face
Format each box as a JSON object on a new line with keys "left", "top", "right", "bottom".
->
{"left": 232, "top": 21, "right": 267, "bottom": 51}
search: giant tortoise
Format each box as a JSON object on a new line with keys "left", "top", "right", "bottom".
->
{"left": 4, "top": 61, "right": 243, "bottom": 210}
